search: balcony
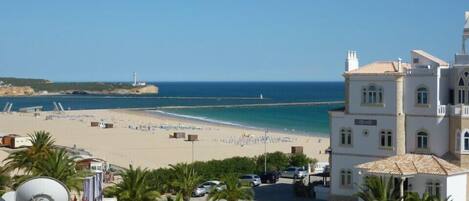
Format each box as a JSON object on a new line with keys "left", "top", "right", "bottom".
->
{"left": 406, "top": 68, "right": 435, "bottom": 76}
{"left": 449, "top": 105, "right": 469, "bottom": 117}
{"left": 437, "top": 105, "right": 447, "bottom": 116}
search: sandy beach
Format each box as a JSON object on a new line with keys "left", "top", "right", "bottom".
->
{"left": 0, "top": 109, "right": 330, "bottom": 169}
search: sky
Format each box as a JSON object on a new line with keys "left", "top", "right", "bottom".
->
{"left": 0, "top": 1, "right": 467, "bottom": 82}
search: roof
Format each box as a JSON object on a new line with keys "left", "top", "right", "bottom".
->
{"left": 356, "top": 154, "right": 468, "bottom": 176}
{"left": 412, "top": 50, "right": 449, "bottom": 66}
{"left": 346, "top": 61, "right": 410, "bottom": 75}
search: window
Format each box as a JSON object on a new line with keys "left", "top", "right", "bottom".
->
{"left": 361, "top": 84, "right": 383, "bottom": 105}
{"left": 459, "top": 89, "right": 466, "bottom": 104}
{"left": 425, "top": 180, "right": 441, "bottom": 198}
{"left": 380, "top": 129, "right": 393, "bottom": 148}
{"left": 416, "top": 87, "right": 428, "bottom": 105}
{"left": 340, "top": 128, "right": 352, "bottom": 146}
{"left": 413, "top": 58, "right": 419, "bottom": 64}
{"left": 417, "top": 131, "right": 428, "bottom": 150}
{"left": 457, "top": 73, "right": 469, "bottom": 104}
{"left": 340, "top": 169, "right": 352, "bottom": 187}
{"left": 464, "top": 132, "right": 469, "bottom": 151}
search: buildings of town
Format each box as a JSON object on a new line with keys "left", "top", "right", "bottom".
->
{"left": 329, "top": 11, "right": 469, "bottom": 201}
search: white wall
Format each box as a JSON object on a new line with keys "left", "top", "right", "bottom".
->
{"left": 330, "top": 112, "right": 398, "bottom": 156}
{"left": 348, "top": 75, "right": 398, "bottom": 115}
{"left": 446, "top": 174, "right": 467, "bottom": 201}
{"left": 330, "top": 154, "right": 381, "bottom": 196}
{"left": 404, "top": 73, "right": 441, "bottom": 116}
{"left": 408, "top": 174, "right": 447, "bottom": 199}
{"left": 405, "top": 116, "right": 449, "bottom": 156}
{"left": 14, "top": 137, "right": 32, "bottom": 148}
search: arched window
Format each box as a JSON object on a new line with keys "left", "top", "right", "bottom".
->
{"left": 458, "top": 89, "right": 466, "bottom": 104}
{"left": 361, "top": 84, "right": 383, "bottom": 104}
{"left": 380, "top": 129, "right": 393, "bottom": 148}
{"left": 457, "top": 73, "right": 469, "bottom": 104}
{"left": 425, "top": 180, "right": 441, "bottom": 198}
{"left": 416, "top": 87, "right": 428, "bottom": 105}
{"left": 340, "top": 128, "right": 352, "bottom": 146}
{"left": 340, "top": 169, "right": 353, "bottom": 187}
{"left": 464, "top": 132, "right": 469, "bottom": 151}
{"left": 417, "top": 131, "right": 428, "bottom": 150}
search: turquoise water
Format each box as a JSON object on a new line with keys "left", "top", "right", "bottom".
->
{"left": 159, "top": 104, "right": 340, "bottom": 135}
{"left": 0, "top": 82, "right": 344, "bottom": 135}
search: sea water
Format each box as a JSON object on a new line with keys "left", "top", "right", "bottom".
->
{"left": 0, "top": 82, "right": 344, "bottom": 135}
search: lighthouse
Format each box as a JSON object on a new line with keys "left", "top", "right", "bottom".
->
{"left": 132, "top": 72, "right": 146, "bottom": 87}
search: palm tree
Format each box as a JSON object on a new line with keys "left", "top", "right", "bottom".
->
{"left": 104, "top": 165, "right": 160, "bottom": 201}
{"left": 207, "top": 174, "right": 254, "bottom": 201}
{"left": 355, "top": 176, "right": 400, "bottom": 201}
{"left": 405, "top": 192, "right": 451, "bottom": 201}
{"left": 4, "top": 131, "right": 55, "bottom": 173}
{"left": 31, "top": 148, "right": 86, "bottom": 192}
{"left": 0, "top": 166, "right": 11, "bottom": 195}
{"left": 169, "top": 163, "right": 201, "bottom": 201}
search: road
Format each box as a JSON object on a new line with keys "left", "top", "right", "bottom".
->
{"left": 190, "top": 178, "right": 319, "bottom": 201}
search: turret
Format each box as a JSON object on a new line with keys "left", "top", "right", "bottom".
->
{"left": 345, "top": 50, "right": 359, "bottom": 72}
{"left": 462, "top": 11, "right": 469, "bottom": 54}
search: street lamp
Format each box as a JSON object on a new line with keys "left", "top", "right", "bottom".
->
{"left": 187, "top": 134, "right": 199, "bottom": 163}
{"left": 264, "top": 129, "right": 268, "bottom": 173}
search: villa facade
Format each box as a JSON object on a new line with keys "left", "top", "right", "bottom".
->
{"left": 329, "top": 12, "right": 469, "bottom": 201}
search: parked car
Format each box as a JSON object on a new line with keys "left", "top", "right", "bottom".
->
{"left": 281, "top": 167, "right": 308, "bottom": 178}
{"left": 239, "top": 174, "right": 261, "bottom": 187}
{"left": 313, "top": 162, "right": 329, "bottom": 173}
{"left": 260, "top": 171, "right": 280, "bottom": 183}
{"left": 192, "top": 180, "right": 225, "bottom": 197}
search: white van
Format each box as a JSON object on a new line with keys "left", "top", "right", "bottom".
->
{"left": 313, "top": 162, "right": 329, "bottom": 173}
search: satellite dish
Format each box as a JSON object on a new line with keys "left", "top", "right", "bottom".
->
{"left": 14, "top": 177, "right": 70, "bottom": 201}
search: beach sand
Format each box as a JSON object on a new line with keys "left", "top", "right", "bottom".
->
{"left": 0, "top": 109, "right": 330, "bottom": 169}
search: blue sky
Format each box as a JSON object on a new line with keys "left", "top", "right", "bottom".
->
{"left": 0, "top": 1, "right": 467, "bottom": 82}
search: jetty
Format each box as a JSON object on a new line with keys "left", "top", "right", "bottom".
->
{"left": 156, "top": 101, "right": 344, "bottom": 109}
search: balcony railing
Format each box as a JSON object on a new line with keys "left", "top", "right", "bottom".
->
{"left": 437, "top": 105, "right": 447, "bottom": 116}
{"left": 450, "top": 105, "right": 469, "bottom": 117}
{"left": 406, "top": 68, "right": 435, "bottom": 76}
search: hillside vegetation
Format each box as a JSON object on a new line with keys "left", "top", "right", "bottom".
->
{"left": 0, "top": 77, "right": 135, "bottom": 92}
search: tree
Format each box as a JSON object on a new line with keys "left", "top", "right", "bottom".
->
{"left": 405, "top": 192, "right": 451, "bottom": 201}
{"left": 255, "top": 152, "right": 289, "bottom": 172}
{"left": 32, "top": 148, "right": 86, "bottom": 192}
{"left": 104, "top": 165, "right": 160, "bottom": 201}
{"left": 169, "top": 163, "right": 201, "bottom": 201}
{"left": 0, "top": 167, "right": 11, "bottom": 195}
{"left": 207, "top": 174, "right": 254, "bottom": 201}
{"left": 4, "top": 131, "right": 55, "bottom": 173}
{"left": 355, "top": 176, "right": 400, "bottom": 201}
{"left": 288, "top": 153, "right": 315, "bottom": 167}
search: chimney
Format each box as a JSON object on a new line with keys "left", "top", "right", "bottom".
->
{"left": 345, "top": 50, "right": 359, "bottom": 72}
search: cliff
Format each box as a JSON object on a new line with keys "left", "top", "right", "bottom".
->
{"left": 0, "top": 86, "right": 35, "bottom": 96}
{"left": 0, "top": 77, "right": 159, "bottom": 96}
{"left": 110, "top": 85, "right": 159, "bottom": 95}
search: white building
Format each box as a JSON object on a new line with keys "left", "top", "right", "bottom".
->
{"left": 329, "top": 12, "right": 469, "bottom": 201}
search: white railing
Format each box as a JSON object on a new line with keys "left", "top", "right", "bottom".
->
{"left": 406, "top": 68, "right": 434, "bottom": 76}
{"left": 437, "top": 105, "right": 446, "bottom": 116}
{"left": 450, "top": 104, "right": 469, "bottom": 117}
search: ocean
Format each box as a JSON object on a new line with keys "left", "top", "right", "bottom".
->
{"left": 0, "top": 82, "right": 344, "bottom": 135}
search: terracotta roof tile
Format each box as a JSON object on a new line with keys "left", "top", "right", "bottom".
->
{"left": 356, "top": 154, "right": 468, "bottom": 176}
{"left": 346, "top": 61, "right": 410, "bottom": 75}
